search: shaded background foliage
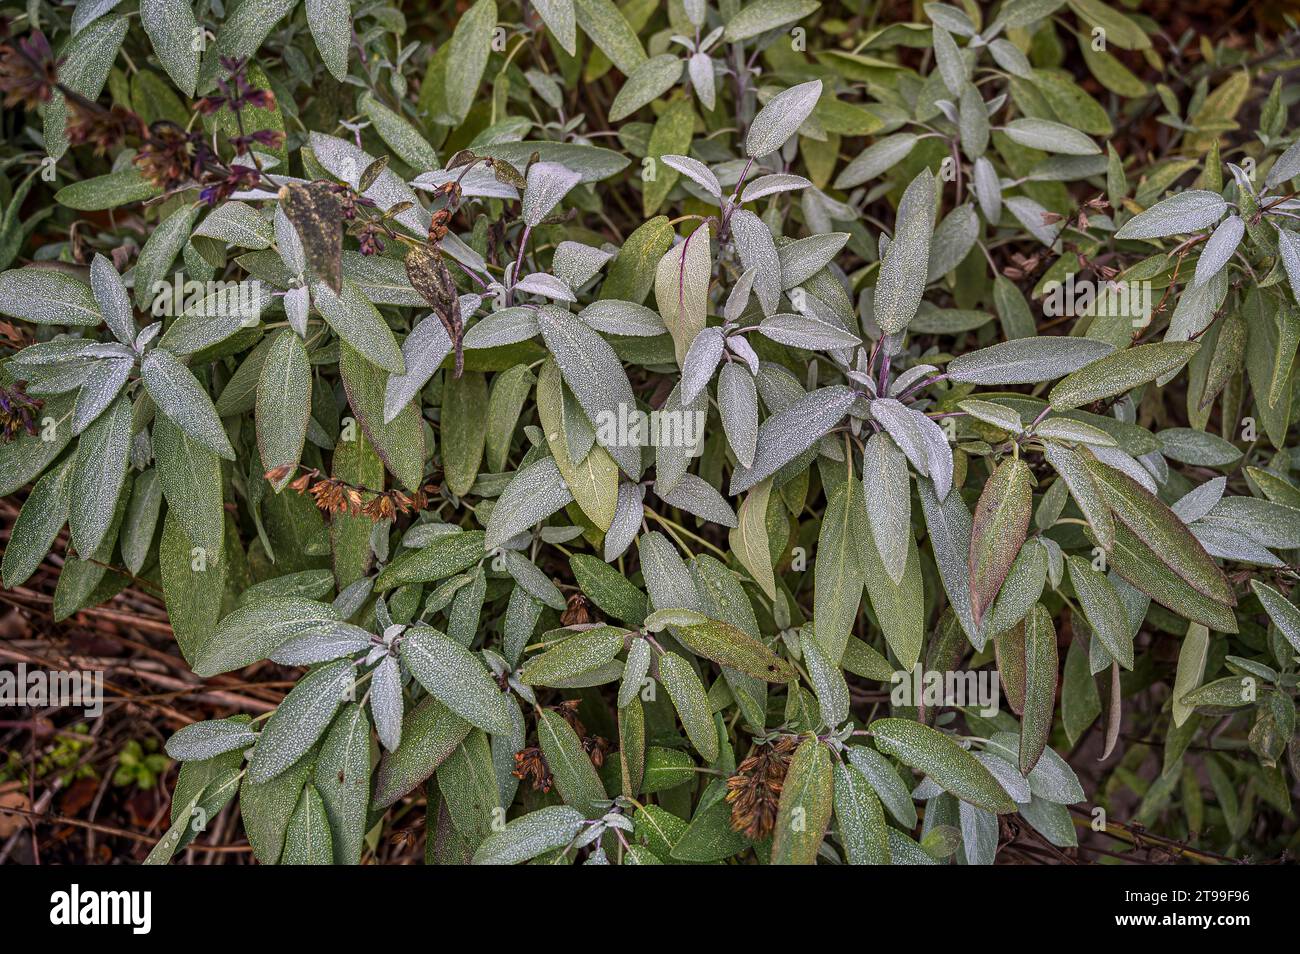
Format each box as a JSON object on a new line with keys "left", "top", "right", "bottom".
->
{"left": 0, "top": 0, "right": 1298, "bottom": 865}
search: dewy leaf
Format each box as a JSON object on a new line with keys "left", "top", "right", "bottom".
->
{"left": 249, "top": 658, "right": 353, "bottom": 784}
{"left": 746, "top": 80, "right": 823, "bottom": 158}
{"left": 1066, "top": 556, "right": 1135, "bottom": 669}
{"left": 675, "top": 618, "right": 794, "bottom": 682}
{"left": 658, "top": 651, "right": 718, "bottom": 761}
{"left": 969, "top": 458, "right": 1032, "bottom": 628}
{"left": 538, "top": 709, "right": 607, "bottom": 816}
{"left": 870, "top": 397, "right": 952, "bottom": 501}
{"left": 815, "top": 479, "right": 867, "bottom": 662}
{"left": 609, "top": 55, "right": 683, "bottom": 122}
{"left": 573, "top": 0, "right": 646, "bottom": 75}
{"left": 833, "top": 761, "right": 890, "bottom": 865}
{"left": 536, "top": 305, "right": 641, "bottom": 477}
{"left": 918, "top": 476, "right": 981, "bottom": 648}
{"left": 730, "top": 478, "right": 777, "bottom": 601}
{"left": 874, "top": 169, "right": 935, "bottom": 335}
{"left": 654, "top": 223, "right": 711, "bottom": 367}
{"left": 257, "top": 330, "right": 312, "bottom": 491}
{"left": 1171, "top": 623, "right": 1209, "bottom": 728}
{"left": 1081, "top": 453, "right": 1235, "bottom": 606}
{"left": 725, "top": 0, "right": 820, "bottom": 41}
{"left": 730, "top": 210, "right": 782, "bottom": 317}
{"left": 869, "top": 718, "right": 1016, "bottom": 813}
{"left": 1048, "top": 341, "right": 1199, "bottom": 411}
{"left": 383, "top": 314, "right": 453, "bottom": 423}
{"left": 401, "top": 627, "right": 513, "bottom": 735}
{"left": 485, "top": 457, "right": 574, "bottom": 551}
{"left": 312, "top": 279, "right": 405, "bottom": 375}
{"left": 140, "top": 0, "right": 201, "bottom": 96}
{"left": 862, "top": 432, "right": 911, "bottom": 585}
{"left": 472, "top": 805, "right": 584, "bottom": 864}
{"left": 1020, "top": 604, "right": 1058, "bottom": 774}
{"left": 444, "top": 0, "right": 498, "bottom": 123}
{"left": 1114, "top": 190, "right": 1228, "bottom": 240}
{"left": 771, "top": 737, "right": 834, "bottom": 864}
{"left": 717, "top": 362, "right": 759, "bottom": 469}
{"left": 1003, "top": 118, "right": 1099, "bottom": 155}
{"left": 522, "top": 161, "right": 583, "bottom": 227}
{"left": 69, "top": 392, "right": 131, "bottom": 557}
{"left": 0, "top": 268, "right": 102, "bottom": 326}
{"left": 730, "top": 385, "right": 856, "bottom": 494}
{"left": 947, "top": 336, "right": 1115, "bottom": 385}
{"left": 1250, "top": 580, "right": 1300, "bottom": 654}
{"left": 313, "top": 702, "right": 372, "bottom": 865}
{"left": 141, "top": 349, "right": 236, "bottom": 460}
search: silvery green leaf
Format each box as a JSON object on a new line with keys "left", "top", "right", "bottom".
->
{"left": 444, "top": 0, "right": 497, "bottom": 122}
{"left": 312, "top": 279, "right": 405, "bottom": 374}
{"left": 741, "top": 174, "right": 813, "bottom": 203}
{"left": 918, "top": 477, "right": 981, "bottom": 647}
{"left": 360, "top": 93, "right": 438, "bottom": 170}
{"left": 537, "top": 305, "right": 641, "bottom": 477}
{"left": 141, "top": 349, "right": 236, "bottom": 460}
{"left": 485, "top": 457, "right": 575, "bottom": 551}
{"left": 382, "top": 315, "right": 452, "bottom": 423}
{"left": 140, "top": 0, "right": 200, "bottom": 96}
{"left": 604, "top": 481, "right": 644, "bottom": 561}
{"left": 655, "top": 223, "right": 711, "bottom": 366}
{"left": 1276, "top": 227, "right": 1300, "bottom": 307}
{"left": 503, "top": 549, "right": 567, "bottom": 610}
{"left": 401, "top": 626, "right": 512, "bottom": 734}
{"left": 778, "top": 233, "right": 850, "bottom": 289}
{"left": 523, "top": 161, "right": 584, "bottom": 227}
{"left": 681, "top": 326, "right": 725, "bottom": 402}
{"left": 932, "top": 23, "right": 967, "bottom": 96}
{"left": 958, "top": 399, "right": 1022, "bottom": 433}
{"left": 730, "top": 209, "right": 781, "bottom": 316}
{"left": 609, "top": 54, "right": 684, "bottom": 121}
{"left": 1002, "top": 118, "right": 1099, "bottom": 155}
{"left": 1005, "top": 195, "right": 1063, "bottom": 246}
{"left": 746, "top": 79, "right": 822, "bottom": 158}
{"left": 274, "top": 204, "right": 307, "bottom": 275}
{"left": 0, "top": 268, "right": 102, "bottom": 326}
{"left": 758, "top": 312, "right": 861, "bottom": 349}
{"left": 578, "top": 300, "right": 666, "bottom": 336}
{"left": 1266, "top": 138, "right": 1300, "bottom": 189}
{"left": 727, "top": 334, "right": 760, "bottom": 375}
{"left": 471, "top": 805, "right": 584, "bottom": 864}
{"left": 619, "top": 637, "right": 652, "bottom": 708}
{"left": 846, "top": 745, "right": 917, "bottom": 828}
{"left": 1067, "top": 556, "right": 1135, "bottom": 669}
{"left": 1171, "top": 476, "right": 1226, "bottom": 524}
{"left": 553, "top": 242, "right": 613, "bottom": 288}
{"left": 657, "top": 473, "right": 737, "bottom": 528}
{"left": 958, "top": 86, "right": 989, "bottom": 159}
{"left": 834, "top": 134, "right": 918, "bottom": 190}
{"left": 1089, "top": 443, "right": 1157, "bottom": 494}
{"left": 926, "top": 2, "right": 976, "bottom": 34}
{"left": 724, "top": 0, "right": 819, "bottom": 40}
{"left": 988, "top": 38, "right": 1032, "bottom": 77}
{"left": 947, "top": 336, "right": 1114, "bottom": 384}
{"left": 515, "top": 272, "right": 576, "bottom": 302}
{"left": 533, "top": 0, "right": 577, "bottom": 54}
{"left": 959, "top": 801, "right": 998, "bottom": 865}
{"left": 800, "top": 628, "right": 849, "bottom": 728}
{"left": 195, "top": 201, "right": 274, "bottom": 249}
{"left": 888, "top": 364, "right": 938, "bottom": 398}
{"left": 1033, "top": 418, "right": 1117, "bottom": 446}
{"left": 1251, "top": 580, "right": 1300, "bottom": 654}
{"left": 688, "top": 52, "right": 716, "bottom": 110}
{"left": 1201, "top": 495, "right": 1300, "bottom": 550}
{"left": 306, "top": 0, "right": 351, "bottom": 80}
{"left": 985, "top": 732, "right": 1084, "bottom": 805}
{"left": 1191, "top": 214, "right": 1244, "bottom": 288}
{"left": 725, "top": 269, "right": 757, "bottom": 325}
{"left": 1114, "top": 189, "right": 1227, "bottom": 240}
{"left": 730, "top": 385, "right": 856, "bottom": 494}
{"left": 120, "top": 466, "right": 161, "bottom": 576}
{"left": 166, "top": 719, "right": 258, "bottom": 762}
{"left": 870, "top": 398, "right": 952, "bottom": 501}
{"left": 1157, "top": 427, "right": 1241, "bottom": 467}
{"left": 463, "top": 306, "right": 541, "bottom": 348}
{"left": 269, "top": 623, "right": 374, "bottom": 666}
{"left": 639, "top": 530, "right": 703, "bottom": 612}
{"left": 862, "top": 432, "right": 911, "bottom": 585}
{"left": 1192, "top": 522, "right": 1283, "bottom": 567}
{"left": 718, "top": 362, "right": 759, "bottom": 469}
{"left": 874, "top": 169, "right": 934, "bottom": 335}
{"left": 72, "top": 358, "right": 132, "bottom": 435}
{"left": 927, "top": 204, "right": 979, "bottom": 281}
{"left": 249, "top": 658, "right": 354, "bottom": 783}
{"left": 661, "top": 155, "right": 722, "bottom": 203}
{"left": 67, "top": 392, "right": 129, "bottom": 561}
{"left": 90, "top": 254, "right": 134, "bottom": 345}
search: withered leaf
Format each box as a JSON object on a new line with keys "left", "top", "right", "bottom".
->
{"left": 405, "top": 244, "right": 464, "bottom": 377}
{"left": 280, "top": 181, "right": 343, "bottom": 294}
{"left": 358, "top": 155, "right": 390, "bottom": 193}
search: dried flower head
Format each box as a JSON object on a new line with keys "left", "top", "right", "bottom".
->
{"left": 0, "top": 30, "right": 60, "bottom": 110}
{"left": 725, "top": 736, "right": 798, "bottom": 841}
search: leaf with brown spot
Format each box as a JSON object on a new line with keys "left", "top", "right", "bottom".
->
{"left": 280, "top": 181, "right": 343, "bottom": 293}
